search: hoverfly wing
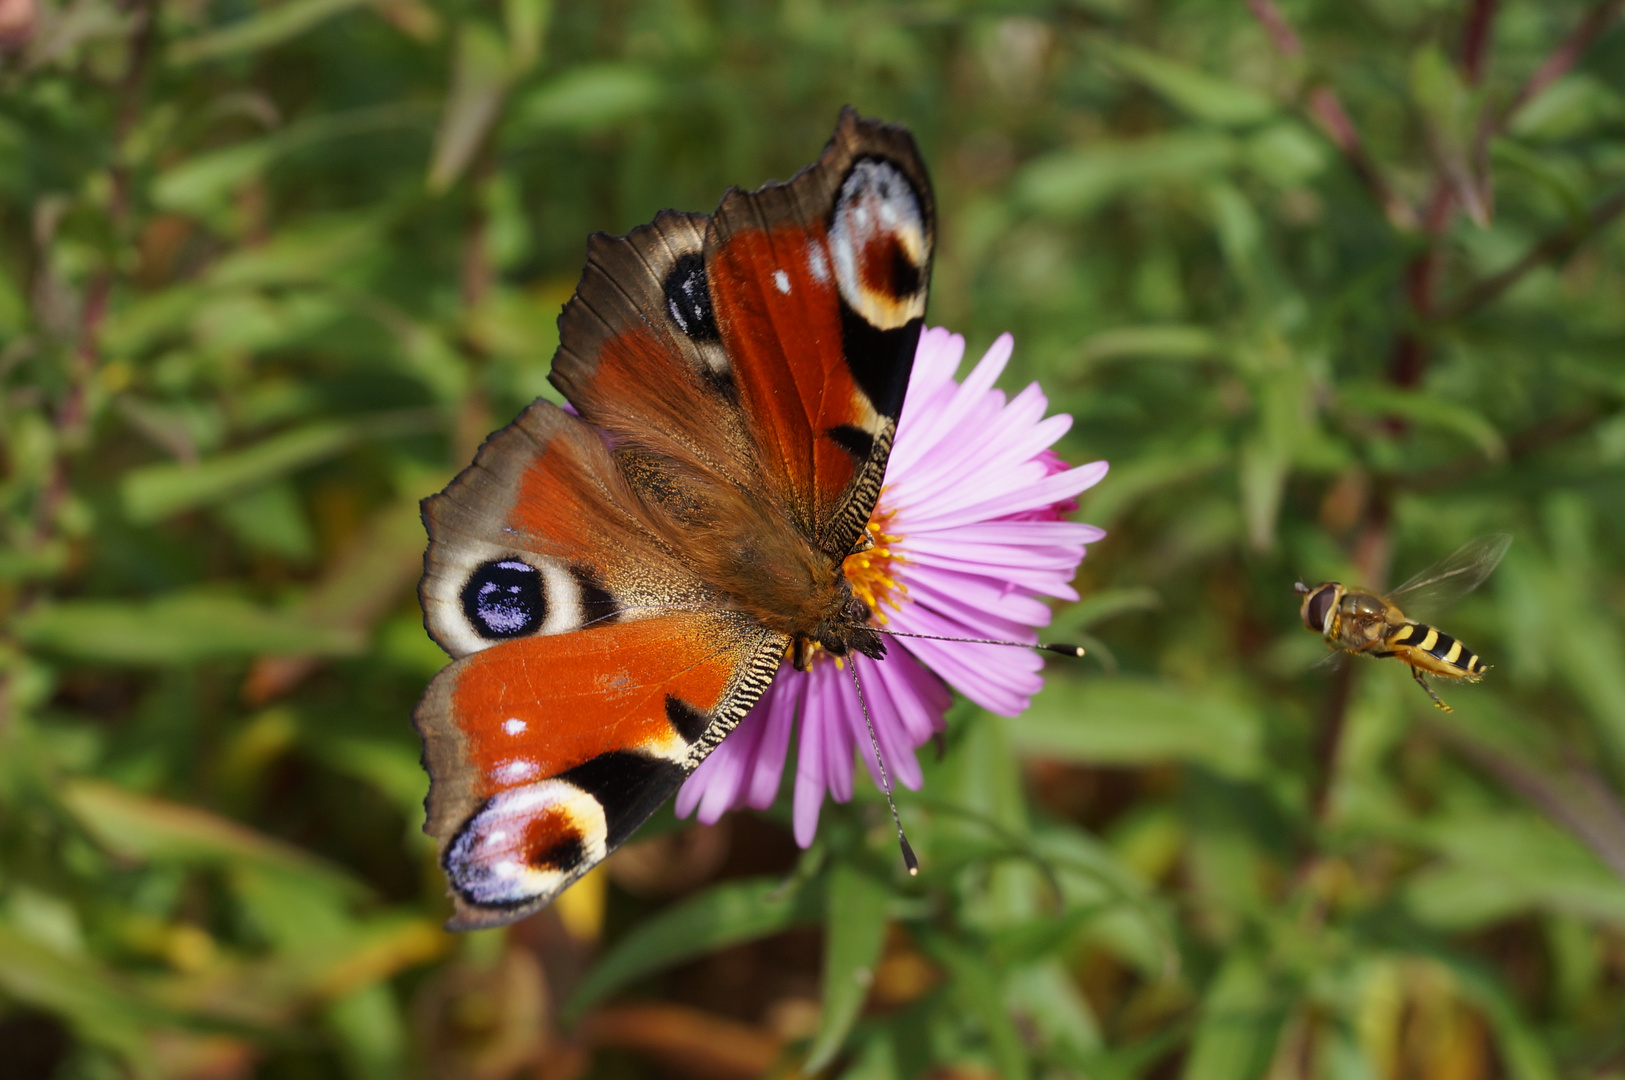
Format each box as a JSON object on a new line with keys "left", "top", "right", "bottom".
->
{"left": 1386, "top": 533, "right": 1512, "bottom": 612}
{"left": 1311, "top": 647, "right": 1349, "bottom": 673}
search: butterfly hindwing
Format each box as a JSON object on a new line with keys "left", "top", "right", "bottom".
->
{"left": 415, "top": 610, "right": 782, "bottom": 929}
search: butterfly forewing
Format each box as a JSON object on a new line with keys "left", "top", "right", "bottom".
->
{"left": 707, "top": 108, "right": 935, "bottom": 559}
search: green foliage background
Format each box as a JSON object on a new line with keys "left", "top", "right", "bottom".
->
{"left": 4, "top": 0, "right": 1625, "bottom": 1077}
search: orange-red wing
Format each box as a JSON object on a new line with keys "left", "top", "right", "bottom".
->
{"left": 707, "top": 108, "right": 935, "bottom": 559}
{"left": 416, "top": 611, "right": 783, "bottom": 929}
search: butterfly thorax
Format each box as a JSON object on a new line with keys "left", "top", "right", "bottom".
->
{"left": 617, "top": 444, "right": 884, "bottom": 669}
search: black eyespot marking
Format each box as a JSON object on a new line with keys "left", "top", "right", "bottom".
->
{"left": 888, "top": 241, "right": 922, "bottom": 299}
{"left": 665, "top": 696, "right": 710, "bottom": 744}
{"left": 663, "top": 252, "right": 719, "bottom": 342}
{"left": 462, "top": 559, "right": 546, "bottom": 639}
{"left": 572, "top": 565, "right": 621, "bottom": 627}
{"left": 1304, "top": 587, "right": 1336, "bottom": 634}
{"left": 528, "top": 832, "right": 586, "bottom": 872}
{"left": 826, "top": 424, "right": 876, "bottom": 461}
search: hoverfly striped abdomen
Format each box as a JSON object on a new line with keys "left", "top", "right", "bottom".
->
{"left": 1385, "top": 622, "right": 1486, "bottom": 681}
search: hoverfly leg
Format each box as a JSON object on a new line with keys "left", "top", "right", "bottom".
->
{"left": 1411, "top": 666, "right": 1452, "bottom": 712}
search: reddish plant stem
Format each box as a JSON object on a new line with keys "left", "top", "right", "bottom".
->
{"left": 32, "top": 1, "right": 154, "bottom": 547}
{"left": 1459, "top": 0, "right": 1499, "bottom": 84}
{"left": 1435, "top": 728, "right": 1625, "bottom": 883}
{"left": 1305, "top": 88, "right": 1419, "bottom": 231}
{"left": 1387, "top": 183, "right": 1458, "bottom": 389}
{"left": 1405, "top": 402, "right": 1610, "bottom": 492}
{"left": 1245, "top": 0, "right": 1303, "bottom": 56}
{"left": 1503, "top": 0, "right": 1625, "bottom": 123}
{"left": 1439, "top": 185, "right": 1625, "bottom": 320}
{"left": 1246, "top": 1, "right": 1420, "bottom": 230}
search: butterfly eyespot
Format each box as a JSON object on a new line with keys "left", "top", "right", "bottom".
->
{"left": 663, "top": 252, "right": 720, "bottom": 343}
{"left": 462, "top": 559, "right": 547, "bottom": 640}
{"left": 444, "top": 780, "right": 606, "bottom": 908}
{"left": 829, "top": 157, "right": 928, "bottom": 331}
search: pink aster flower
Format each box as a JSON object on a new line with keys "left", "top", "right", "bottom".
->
{"left": 675, "top": 327, "right": 1108, "bottom": 846}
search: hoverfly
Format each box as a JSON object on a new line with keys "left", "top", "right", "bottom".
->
{"left": 1295, "top": 534, "right": 1511, "bottom": 712}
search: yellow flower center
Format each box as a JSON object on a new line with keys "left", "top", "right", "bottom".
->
{"left": 841, "top": 501, "right": 907, "bottom": 624}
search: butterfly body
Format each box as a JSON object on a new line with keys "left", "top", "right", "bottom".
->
{"left": 415, "top": 110, "right": 934, "bottom": 928}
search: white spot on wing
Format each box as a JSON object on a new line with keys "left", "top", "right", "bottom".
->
{"left": 493, "top": 759, "right": 539, "bottom": 783}
{"left": 806, "top": 241, "right": 830, "bottom": 283}
{"left": 773, "top": 269, "right": 791, "bottom": 294}
{"left": 503, "top": 717, "right": 527, "bottom": 736}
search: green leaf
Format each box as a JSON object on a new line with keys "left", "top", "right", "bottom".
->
{"left": 804, "top": 865, "right": 890, "bottom": 1072}
{"left": 325, "top": 983, "right": 407, "bottom": 1080}
{"left": 0, "top": 924, "right": 157, "bottom": 1072}
{"left": 921, "top": 932, "right": 1029, "bottom": 1080}
{"left": 1242, "top": 122, "right": 1328, "bottom": 187}
{"left": 1008, "top": 677, "right": 1262, "bottom": 778}
{"left": 204, "top": 216, "right": 385, "bottom": 289}
{"left": 427, "top": 22, "right": 514, "bottom": 193}
{"left": 1048, "top": 587, "right": 1162, "bottom": 638}
{"left": 15, "top": 592, "right": 365, "bottom": 663}
{"left": 565, "top": 876, "right": 823, "bottom": 1019}
{"left": 1077, "top": 325, "right": 1219, "bottom": 365}
{"left": 152, "top": 105, "right": 426, "bottom": 213}
{"left": 509, "top": 63, "right": 662, "bottom": 135}
{"left": 215, "top": 481, "right": 316, "bottom": 561}
{"left": 169, "top": 0, "right": 373, "bottom": 64}
{"left": 1005, "top": 961, "right": 1103, "bottom": 1062}
{"left": 121, "top": 411, "right": 438, "bottom": 523}
{"left": 1079, "top": 437, "right": 1229, "bottom": 526}
{"left": 1341, "top": 384, "right": 1506, "bottom": 462}
{"left": 61, "top": 781, "right": 361, "bottom": 892}
{"left": 1405, "top": 812, "right": 1625, "bottom": 929}
{"left": 1095, "top": 40, "right": 1275, "bottom": 128}
{"left": 503, "top": 0, "right": 551, "bottom": 70}
{"left": 1181, "top": 951, "right": 1282, "bottom": 1080}
{"left": 1508, "top": 73, "right": 1625, "bottom": 142}
{"left": 1016, "top": 132, "right": 1237, "bottom": 218}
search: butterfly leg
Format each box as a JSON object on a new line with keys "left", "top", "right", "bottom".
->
{"left": 1411, "top": 666, "right": 1453, "bottom": 712}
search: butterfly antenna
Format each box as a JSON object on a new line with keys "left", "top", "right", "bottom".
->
{"left": 847, "top": 661, "right": 918, "bottom": 876}
{"left": 869, "top": 626, "right": 1085, "bottom": 659}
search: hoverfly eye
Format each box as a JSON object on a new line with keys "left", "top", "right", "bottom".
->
{"left": 1303, "top": 587, "right": 1337, "bottom": 634}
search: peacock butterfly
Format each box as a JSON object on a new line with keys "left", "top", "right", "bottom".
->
{"left": 415, "top": 108, "right": 934, "bottom": 929}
